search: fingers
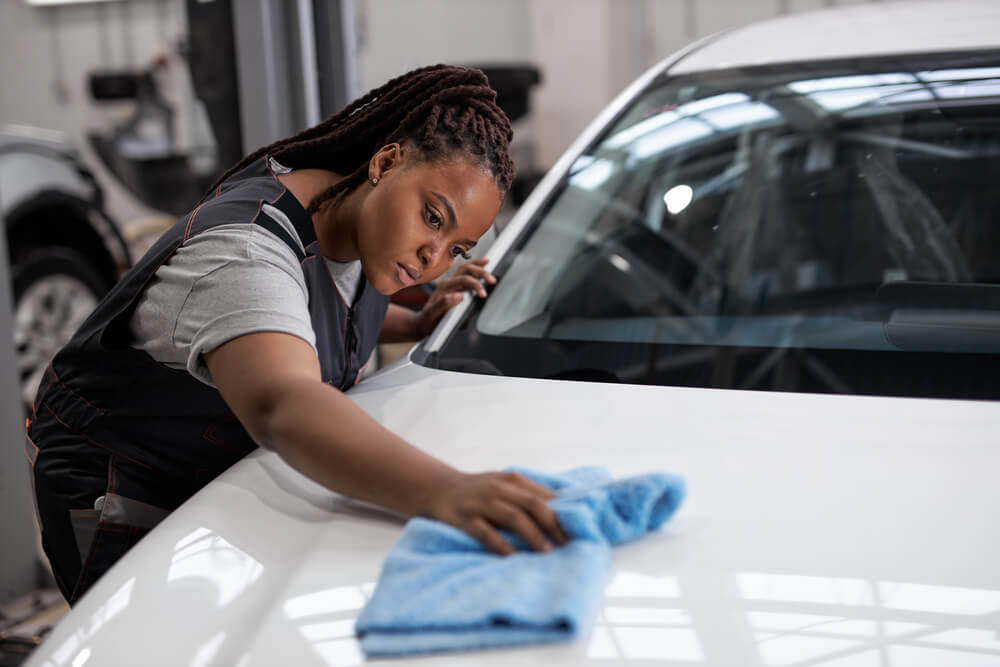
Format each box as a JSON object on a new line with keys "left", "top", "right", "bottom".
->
{"left": 468, "top": 518, "right": 516, "bottom": 556}
{"left": 436, "top": 471, "right": 571, "bottom": 556}
{"left": 506, "top": 472, "right": 557, "bottom": 500}
{"left": 456, "top": 259, "right": 497, "bottom": 283}
{"left": 488, "top": 473, "right": 569, "bottom": 551}
{"left": 438, "top": 274, "right": 489, "bottom": 298}
{"left": 514, "top": 491, "right": 571, "bottom": 546}
{"left": 489, "top": 499, "right": 554, "bottom": 553}
{"left": 450, "top": 259, "right": 496, "bottom": 297}
{"left": 426, "top": 292, "right": 463, "bottom": 318}
{"left": 502, "top": 475, "right": 570, "bottom": 547}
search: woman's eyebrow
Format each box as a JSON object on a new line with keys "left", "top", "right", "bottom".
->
{"left": 431, "top": 191, "right": 457, "bottom": 227}
{"left": 430, "top": 191, "right": 476, "bottom": 246}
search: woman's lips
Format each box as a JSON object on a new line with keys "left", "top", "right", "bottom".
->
{"left": 396, "top": 263, "right": 417, "bottom": 287}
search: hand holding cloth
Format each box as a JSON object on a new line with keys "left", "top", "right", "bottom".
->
{"left": 355, "top": 466, "right": 686, "bottom": 657}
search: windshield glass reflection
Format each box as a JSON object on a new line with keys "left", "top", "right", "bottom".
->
{"left": 433, "top": 51, "right": 1000, "bottom": 399}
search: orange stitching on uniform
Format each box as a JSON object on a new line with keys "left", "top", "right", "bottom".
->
{"left": 113, "top": 240, "right": 186, "bottom": 324}
{"left": 48, "top": 367, "right": 104, "bottom": 414}
{"left": 40, "top": 402, "right": 153, "bottom": 470}
{"left": 202, "top": 416, "right": 243, "bottom": 453}
{"left": 33, "top": 371, "right": 56, "bottom": 414}
{"left": 248, "top": 199, "right": 265, "bottom": 227}
{"left": 250, "top": 186, "right": 291, "bottom": 229}
{"left": 183, "top": 199, "right": 210, "bottom": 241}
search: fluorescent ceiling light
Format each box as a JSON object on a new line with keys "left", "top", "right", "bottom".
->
{"left": 632, "top": 119, "right": 711, "bottom": 159}
{"left": 569, "top": 157, "right": 615, "bottom": 190}
{"left": 933, "top": 79, "right": 1000, "bottom": 98}
{"left": 700, "top": 101, "right": 779, "bottom": 129}
{"left": 663, "top": 184, "right": 694, "bottom": 214}
{"left": 917, "top": 67, "right": 1000, "bottom": 82}
{"left": 605, "top": 111, "right": 680, "bottom": 149}
{"left": 808, "top": 84, "right": 926, "bottom": 111}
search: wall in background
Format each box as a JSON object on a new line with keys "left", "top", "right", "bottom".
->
{"left": 355, "top": 0, "right": 904, "bottom": 168}
{"left": 0, "top": 0, "right": 914, "bottom": 224}
{"left": 356, "top": 0, "right": 532, "bottom": 88}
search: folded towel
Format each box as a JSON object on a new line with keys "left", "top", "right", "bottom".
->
{"left": 355, "top": 466, "right": 686, "bottom": 657}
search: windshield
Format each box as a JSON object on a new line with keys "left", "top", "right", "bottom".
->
{"left": 421, "top": 50, "right": 1000, "bottom": 400}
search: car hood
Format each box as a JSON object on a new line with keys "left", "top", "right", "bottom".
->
{"left": 27, "top": 359, "right": 1000, "bottom": 666}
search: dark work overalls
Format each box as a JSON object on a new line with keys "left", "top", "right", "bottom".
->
{"left": 25, "top": 157, "right": 389, "bottom": 603}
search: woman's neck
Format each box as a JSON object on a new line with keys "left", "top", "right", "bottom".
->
{"left": 277, "top": 169, "right": 361, "bottom": 262}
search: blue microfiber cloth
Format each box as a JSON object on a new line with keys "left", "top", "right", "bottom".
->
{"left": 354, "top": 466, "right": 686, "bottom": 657}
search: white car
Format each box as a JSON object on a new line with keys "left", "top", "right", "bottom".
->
{"left": 26, "top": 1, "right": 1000, "bottom": 665}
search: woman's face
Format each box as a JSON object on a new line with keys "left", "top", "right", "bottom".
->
{"left": 357, "top": 146, "right": 502, "bottom": 295}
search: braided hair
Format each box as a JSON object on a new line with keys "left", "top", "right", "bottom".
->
{"left": 207, "top": 64, "right": 515, "bottom": 214}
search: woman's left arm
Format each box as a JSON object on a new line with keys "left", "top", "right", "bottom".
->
{"left": 378, "top": 258, "right": 495, "bottom": 343}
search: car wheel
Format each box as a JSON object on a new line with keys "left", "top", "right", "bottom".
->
{"left": 11, "top": 246, "right": 107, "bottom": 410}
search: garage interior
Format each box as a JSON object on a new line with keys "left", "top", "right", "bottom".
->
{"left": 0, "top": 0, "right": 954, "bottom": 665}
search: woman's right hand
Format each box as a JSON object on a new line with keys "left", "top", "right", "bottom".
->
{"left": 420, "top": 471, "right": 571, "bottom": 555}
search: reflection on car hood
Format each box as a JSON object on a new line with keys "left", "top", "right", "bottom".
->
{"left": 26, "top": 360, "right": 1000, "bottom": 666}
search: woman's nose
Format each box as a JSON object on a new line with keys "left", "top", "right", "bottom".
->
{"left": 418, "top": 240, "right": 445, "bottom": 267}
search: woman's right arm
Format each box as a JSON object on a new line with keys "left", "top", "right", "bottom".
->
{"left": 203, "top": 331, "right": 568, "bottom": 554}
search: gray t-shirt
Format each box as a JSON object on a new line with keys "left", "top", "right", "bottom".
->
{"left": 130, "top": 202, "right": 362, "bottom": 386}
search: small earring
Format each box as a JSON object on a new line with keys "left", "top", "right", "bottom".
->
{"left": 370, "top": 177, "right": 378, "bottom": 185}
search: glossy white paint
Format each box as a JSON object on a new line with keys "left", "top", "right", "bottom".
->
{"left": 670, "top": 0, "right": 1000, "bottom": 74}
{"left": 25, "top": 2, "right": 1000, "bottom": 665}
{"left": 26, "top": 355, "right": 1000, "bottom": 666}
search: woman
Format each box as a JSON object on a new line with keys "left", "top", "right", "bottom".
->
{"left": 27, "top": 65, "right": 567, "bottom": 604}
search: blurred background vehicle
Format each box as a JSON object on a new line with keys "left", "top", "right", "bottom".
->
{"left": 0, "top": 125, "right": 130, "bottom": 411}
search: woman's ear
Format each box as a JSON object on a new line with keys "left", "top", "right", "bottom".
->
{"left": 369, "top": 143, "right": 403, "bottom": 182}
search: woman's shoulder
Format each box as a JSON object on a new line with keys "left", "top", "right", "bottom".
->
{"left": 191, "top": 157, "right": 302, "bottom": 230}
{"left": 209, "top": 155, "right": 291, "bottom": 204}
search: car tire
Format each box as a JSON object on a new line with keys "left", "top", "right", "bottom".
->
{"left": 11, "top": 246, "right": 108, "bottom": 410}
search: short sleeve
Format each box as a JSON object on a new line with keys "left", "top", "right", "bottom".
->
{"left": 130, "top": 221, "right": 317, "bottom": 387}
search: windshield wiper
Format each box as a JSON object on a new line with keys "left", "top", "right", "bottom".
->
{"left": 877, "top": 281, "right": 1000, "bottom": 352}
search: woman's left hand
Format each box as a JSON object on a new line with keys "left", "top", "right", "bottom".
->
{"left": 412, "top": 258, "right": 495, "bottom": 338}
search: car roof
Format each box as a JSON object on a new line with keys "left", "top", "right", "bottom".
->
{"left": 670, "top": 0, "right": 1000, "bottom": 75}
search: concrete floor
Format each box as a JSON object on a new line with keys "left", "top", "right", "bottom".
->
{"left": 0, "top": 588, "right": 67, "bottom": 667}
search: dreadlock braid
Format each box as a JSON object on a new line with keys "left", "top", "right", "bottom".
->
{"left": 205, "top": 65, "right": 515, "bottom": 214}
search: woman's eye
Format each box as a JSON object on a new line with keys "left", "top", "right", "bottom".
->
{"left": 452, "top": 248, "right": 472, "bottom": 260}
{"left": 425, "top": 204, "right": 442, "bottom": 229}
